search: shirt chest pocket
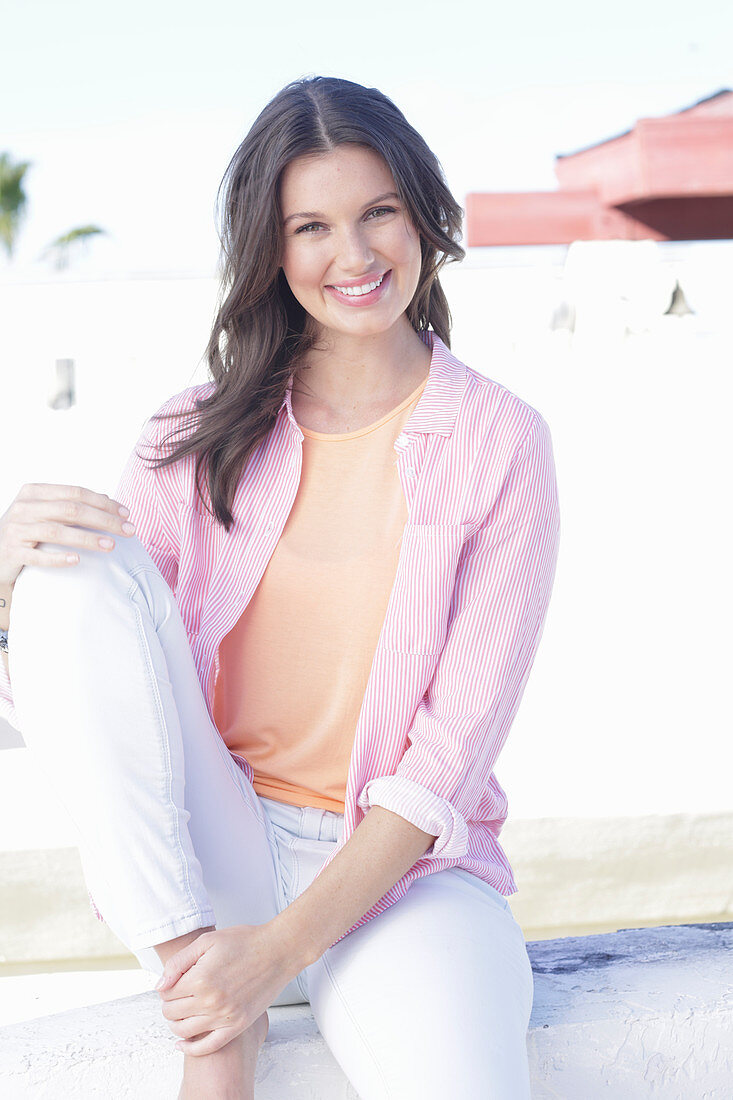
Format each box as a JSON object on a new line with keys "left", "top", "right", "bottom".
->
{"left": 378, "top": 523, "right": 467, "bottom": 655}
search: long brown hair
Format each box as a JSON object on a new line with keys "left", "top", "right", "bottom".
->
{"left": 144, "top": 75, "right": 465, "bottom": 532}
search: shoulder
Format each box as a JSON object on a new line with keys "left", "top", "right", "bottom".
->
{"left": 129, "top": 382, "right": 215, "bottom": 501}
{"left": 452, "top": 352, "right": 548, "bottom": 462}
{"left": 448, "top": 360, "right": 556, "bottom": 533}
{"left": 136, "top": 382, "right": 215, "bottom": 450}
{"left": 149, "top": 381, "right": 215, "bottom": 425}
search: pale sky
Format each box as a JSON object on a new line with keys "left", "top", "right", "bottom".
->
{"left": 2, "top": 0, "right": 731, "bottom": 277}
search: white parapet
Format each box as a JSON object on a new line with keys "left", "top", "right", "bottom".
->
{"left": 0, "top": 922, "right": 731, "bottom": 1099}
{"left": 526, "top": 921, "right": 733, "bottom": 1098}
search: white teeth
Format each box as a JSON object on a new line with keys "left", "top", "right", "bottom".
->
{"left": 333, "top": 273, "right": 385, "bottom": 296}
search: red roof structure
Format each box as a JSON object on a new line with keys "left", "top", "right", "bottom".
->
{"left": 466, "top": 89, "right": 733, "bottom": 245}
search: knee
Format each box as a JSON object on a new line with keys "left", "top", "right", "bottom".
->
{"left": 12, "top": 533, "right": 150, "bottom": 615}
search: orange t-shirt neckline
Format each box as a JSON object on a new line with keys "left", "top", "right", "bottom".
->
{"left": 296, "top": 374, "right": 428, "bottom": 441}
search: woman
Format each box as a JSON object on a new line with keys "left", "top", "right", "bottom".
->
{"left": 0, "top": 76, "right": 560, "bottom": 1099}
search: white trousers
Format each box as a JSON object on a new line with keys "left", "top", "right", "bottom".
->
{"left": 9, "top": 532, "right": 535, "bottom": 1099}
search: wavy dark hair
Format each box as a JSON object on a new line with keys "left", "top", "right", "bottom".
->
{"left": 143, "top": 74, "right": 465, "bottom": 531}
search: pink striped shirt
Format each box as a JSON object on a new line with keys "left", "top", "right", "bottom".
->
{"left": 0, "top": 330, "right": 560, "bottom": 944}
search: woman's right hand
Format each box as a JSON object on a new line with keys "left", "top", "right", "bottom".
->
{"left": 0, "top": 483, "right": 137, "bottom": 589}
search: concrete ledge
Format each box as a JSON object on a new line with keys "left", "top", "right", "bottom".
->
{"left": 1, "top": 923, "right": 731, "bottom": 1098}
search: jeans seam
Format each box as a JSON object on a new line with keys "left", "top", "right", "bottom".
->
{"left": 128, "top": 565, "right": 274, "bottom": 932}
{"left": 130, "top": 583, "right": 201, "bottom": 921}
{"left": 260, "top": 815, "right": 291, "bottom": 920}
{"left": 128, "top": 568, "right": 268, "bottom": 831}
{"left": 288, "top": 829, "right": 308, "bottom": 1001}
{"left": 206, "top": 721, "right": 269, "bottom": 829}
{"left": 130, "top": 907, "right": 217, "bottom": 942}
{"left": 321, "top": 948, "right": 393, "bottom": 1100}
{"left": 128, "top": 563, "right": 170, "bottom": 580}
{"left": 263, "top": 811, "right": 309, "bottom": 1002}
{"left": 278, "top": 828, "right": 301, "bottom": 918}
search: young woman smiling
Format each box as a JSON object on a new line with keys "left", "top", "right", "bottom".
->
{"left": 0, "top": 76, "right": 560, "bottom": 1098}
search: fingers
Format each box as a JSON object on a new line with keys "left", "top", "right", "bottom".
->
{"left": 0, "top": 483, "right": 137, "bottom": 583}
{"left": 159, "top": 993, "right": 244, "bottom": 1045}
{"left": 159, "top": 994, "right": 198, "bottom": 1022}
{"left": 28, "top": 519, "right": 134, "bottom": 553}
{"left": 156, "top": 935, "right": 211, "bottom": 993}
{"left": 18, "top": 483, "right": 123, "bottom": 507}
{"left": 166, "top": 1014, "right": 221, "bottom": 1041}
{"left": 175, "top": 1024, "right": 243, "bottom": 1057}
{"left": 15, "top": 484, "right": 131, "bottom": 528}
{"left": 17, "top": 495, "right": 135, "bottom": 546}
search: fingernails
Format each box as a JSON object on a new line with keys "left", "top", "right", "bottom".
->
{"left": 155, "top": 976, "right": 165, "bottom": 990}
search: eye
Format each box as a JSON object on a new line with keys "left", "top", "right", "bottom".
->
{"left": 294, "top": 206, "right": 397, "bottom": 235}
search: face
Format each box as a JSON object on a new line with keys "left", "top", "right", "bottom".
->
{"left": 278, "top": 144, "right": 423, "bottom": 341}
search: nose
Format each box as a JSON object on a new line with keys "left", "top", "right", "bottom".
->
{"left": 335, "top": 223, "right": 375, "bottom": 275}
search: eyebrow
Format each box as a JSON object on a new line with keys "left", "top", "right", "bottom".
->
{"left": 282, "top": 191, "right": 401, "bottom": 227}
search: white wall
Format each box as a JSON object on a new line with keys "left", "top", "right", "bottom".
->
{"left": 1, "top": 241, "right": 731, "bottom": 832}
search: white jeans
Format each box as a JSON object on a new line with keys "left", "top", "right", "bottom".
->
{"left": 9, "top": 532, "right": 535, "bottom": 1099}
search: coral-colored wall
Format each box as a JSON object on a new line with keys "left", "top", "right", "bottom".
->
{"left": 468, "top": 91, "right": 733, "bottom": 244}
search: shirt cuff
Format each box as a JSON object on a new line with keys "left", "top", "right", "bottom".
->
{"left": 356, "top": 775, "right": 468, "bottom": 861}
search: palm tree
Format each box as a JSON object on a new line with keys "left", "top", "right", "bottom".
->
{"left": 0, "top": 150, "right": 107, "bottom": 268}
{"left": 0, "top": 152, "right": 31, "bottom": 259}
{"left": 40, "top": 225, "right": 106, "bottom": 271}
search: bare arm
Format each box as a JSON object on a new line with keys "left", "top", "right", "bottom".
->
{"left": 270, "top": 805, "right": 438, "bottom": 968}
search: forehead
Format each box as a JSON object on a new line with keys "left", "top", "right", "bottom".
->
{"left": 279, "top": 145, "right": 395, "bottom": 204}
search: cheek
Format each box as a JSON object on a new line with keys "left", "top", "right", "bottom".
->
{"left": 281, "top": 246, "right": 323, "bottom": 293}
{"left": 389, "top": 223, "right": 422, "bottom": 268}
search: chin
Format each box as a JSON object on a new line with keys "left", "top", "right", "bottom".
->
{"left": 338, "top": 318, "right": 396, "bottom": 338}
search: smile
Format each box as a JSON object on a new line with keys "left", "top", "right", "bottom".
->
{"left": 326, "top": 270, "right": 391, "bottom": 306}
{"left": 332, "top": 273, "right": 385, "bottom": 296}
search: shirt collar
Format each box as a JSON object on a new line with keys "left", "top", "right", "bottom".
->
{"left": 280, "top": 329, "right": 467, "bottom": 439}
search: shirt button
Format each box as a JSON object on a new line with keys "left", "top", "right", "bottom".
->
{"left": 406, "top": 466, "right": 416, "bottom": 477}
{"left": 265, "top": 522, "right": 274, "bottom": 533}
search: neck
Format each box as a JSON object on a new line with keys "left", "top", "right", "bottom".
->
{"left": 294, "top": 318, "right": 431, "bottom": 409}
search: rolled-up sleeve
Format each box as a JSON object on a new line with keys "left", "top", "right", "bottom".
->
{"left": 357, "top": 412, "right": 561, "bottom": 860}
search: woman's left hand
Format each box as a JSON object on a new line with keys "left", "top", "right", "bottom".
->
{"left": 155, "top": 922, "right": 304, "bottom": 1056}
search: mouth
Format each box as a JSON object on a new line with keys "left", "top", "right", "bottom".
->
{"left": 325, "top": 269, "right": 391, "bottom": 306}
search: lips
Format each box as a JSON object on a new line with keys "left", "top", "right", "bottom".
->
{"left": 331, "top": 272, "right": 386, "bottom": 295}
{"left": 325, "top": 269, "right": 392, "bottom": 306}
